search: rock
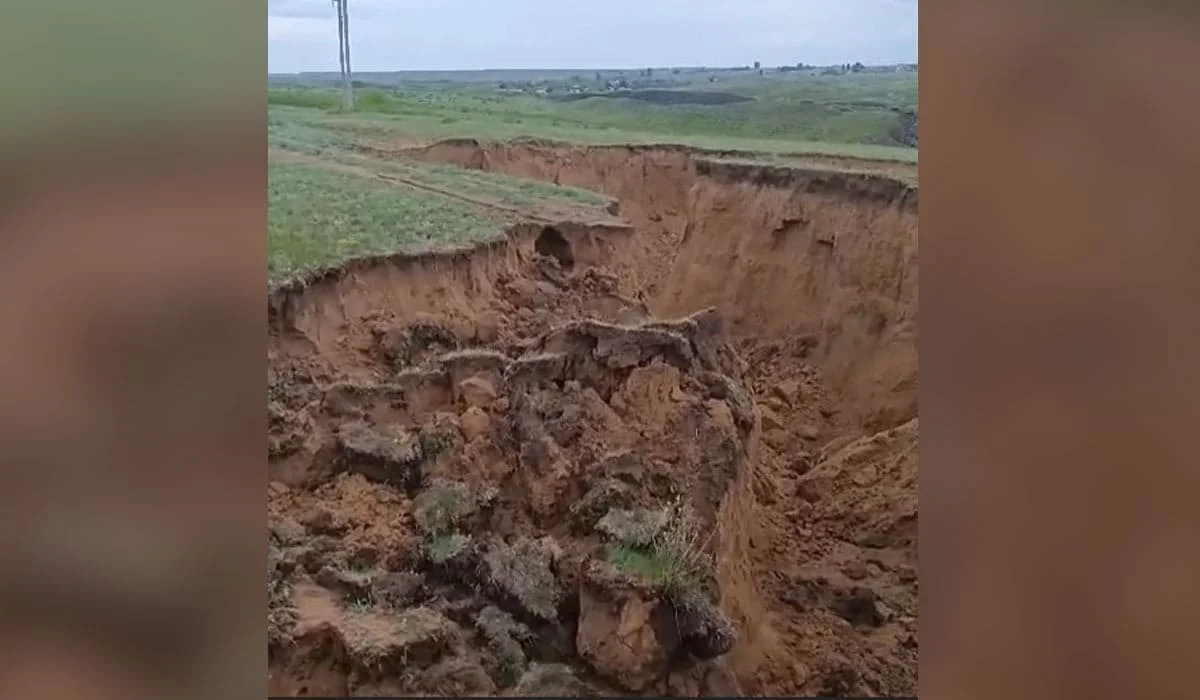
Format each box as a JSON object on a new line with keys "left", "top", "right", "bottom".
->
{"left": 458, "top": 377, "right": 498, "bottom": 409}
{"left": 372, "top": 571, "right": 427, "bottom": 608}
{"left": 480, "top": 538, "right": 564, "bottom": 622}
{"left": 375, "top": 318, "right": 460, "bottom": 367}
{"left": 413, "top": 480, "right": 478, "bottom": 536}
{"left": 475, "top": 606, "right": 533, "bottom": 687}
{"left": 336, "top": 606, "right": 459, "bottom": 671}
{"left": 336, "top": 421, "right": 426, "bottom": 491}
{"left": 416, "top": 656, "right": 497, "bottom": 696}
{"left": 842, "top": 560, "right": 869, "bottom": 581}
{"left": 772, "top": 379, "right": 803, "bottom": 406}
{"left": 667, "top": 658, "right": 742, "bottom": 697}
{"left": 759, "top": 405, "right": 786, "bottom": 432}
{"left": 569, "top": 480, "right": 636, "bottom": 533}
{"left": 787, "top": 452, "right": 813, "bottom": 476}
{"left": 792, "top": 661, "right": 810, "bottom": 686}
{"left": 788, "top": 501, "right": 813, "bottom": 520}
{"left": 506, "top": 278, "right": 539, "bottom": 307}
{"left": 763, "top": 395, "right": 789, "bottom": 413}
{"left": 295, "top": 536, "right": 342, "bottom": 574}
{"left": 425, "top": 534, "right": 475, "bottom": 574}
{"left": 833, "top": 587, "right": 886, "bottom": 628}
{"left": 673, "top": 590, "right": 737, "bottom": 660}
{"left": 513, "top": 663, "right": 591, "bottom": 697}
{"left": 269, "top": 516, "right": 306, "bottom": 545}
{"left": 851, "top": 465, "right": 878, "bottom": 486}
{"left": 321, "top": 382, "right": 371, "bottom": 418}
{"left": 348, "top": 545, "right": 379, "bottom": 570}
{"left": 595, "top": 507, "right": 669, "bottom": 548}
{"left": 576, "top": 559, "right": 677, "bottom": 692}
{"left": 475, "top": 313, "right": 501, "bottom": 344}
{"left": 535, "top": 281, "right": 561, "bottom": 300}
{"left": 799, "top": 424, "right": 821, "bottom": 440}
{"left": 896, "top": 564, "right": 918, "bottom": 583}
{"left": 615, "top": 304, "right": 649, "bottom": 326}
{"left": 795, "top": 478, "right": 827, "bottom": 504}
{"left": 300, "top": 509, "right": 344, "bottom": 536}
{"left": 314, "top": 565, "right": 372, "bottom": 601}
{"left": 763, "top": 428, "right": 791, "bottom": 451}
{"left": 460, "top": 407, "right": 492, "bottom": 441}
{"left": 419, "top": 421, "right": 461, "bottom": 461}
{"left": 268, "top": 481, "right": 289, "bottom": 496}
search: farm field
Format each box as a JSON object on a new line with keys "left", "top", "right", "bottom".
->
{"left": 269, "top": 67, "right": 918, "bottom": 160}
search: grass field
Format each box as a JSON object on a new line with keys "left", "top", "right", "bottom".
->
{"left": 270, "top": 104, "right": 916, "bottom": 163}
{"left": 268, "top": 68, "right": 918, "bottom": 162}
{"left": 268, "top": 67, "right": 918, "bottom": 282}
{"left": 268, "top": 120, "right": 611, "bottom": 210}
{"left": 268, "top": 161, "right": 505, "bottom": 282}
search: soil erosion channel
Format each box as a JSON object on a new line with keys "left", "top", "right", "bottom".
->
{"left": 268, "top": 140, "right": 918, "bottom": 697}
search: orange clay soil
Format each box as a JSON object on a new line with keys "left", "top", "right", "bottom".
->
{"left": 268, "top": 140, "right": 917, "bottom": 697}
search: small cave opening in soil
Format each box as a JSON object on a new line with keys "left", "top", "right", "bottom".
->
{"left": 267, "top": 142, "right": 918, "bottom": 699}
{"left": 535, "top": 226, "right": 574, "bottom": 270}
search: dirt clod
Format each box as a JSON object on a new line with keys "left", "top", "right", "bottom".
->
{"left": 576, "top": 559, "right": 676, "bottom": 691}
{"left": 372, "top": 571, "right": 428, "bottom": 608}
{"left": 480, "top": 538, "right": 565, "bottom": 622}
{"left": 335, "top": 421, "right": 427, "bottom": 491}
{"left": 314, "top": 565, "right": 373, "bottom": 602}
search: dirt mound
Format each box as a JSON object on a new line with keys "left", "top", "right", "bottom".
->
{"left": 269, "top": 141, "right": 919, "bottom": 697}
{"left": 269, "top": 310, "right": 757, "bottom": 696}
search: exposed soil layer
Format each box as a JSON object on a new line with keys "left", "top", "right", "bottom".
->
{"left": 269, "top": 141, "right": 918, "bottom": 697}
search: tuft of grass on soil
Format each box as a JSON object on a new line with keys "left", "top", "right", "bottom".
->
{"left": 268, "top": 161, "right": 504, "bottom": 282}
{"left": 482, "top": 539, "right": 563, "bottom": 621}
{"left": 606, "top": 498, "right": 713, "bottom": 596}
{"left": 413, "top": 480, "right": 475, "bottom": 536}
{"left": 425, "top": 533, "right": 472, "bottom": 564}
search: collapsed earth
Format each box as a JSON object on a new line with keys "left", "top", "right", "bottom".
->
{"left": 267, "top": 133, "right": 917, "bottom": 697}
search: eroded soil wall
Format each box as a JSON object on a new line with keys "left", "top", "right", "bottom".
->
{"left": 271, "top": 141, "right": 919, "bottom": 697}
{"left": 394, "top": 140, "right": 918, "bottom": 432}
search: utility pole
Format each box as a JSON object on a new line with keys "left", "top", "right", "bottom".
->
{"left": 342, "top": 0, "right": 355, "bottom": 111}
{"left": 332, "top": 0, "right": 354, "bottom": 111}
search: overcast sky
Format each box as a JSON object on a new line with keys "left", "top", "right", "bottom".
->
{"left": 268, "top": 0, "right": 917, "bottom": 73}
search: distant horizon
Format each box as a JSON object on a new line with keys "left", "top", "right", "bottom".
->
{"left": 268, "top": 61, "right": 918, "bottom": 77}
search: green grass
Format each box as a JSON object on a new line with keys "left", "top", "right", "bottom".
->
{"left": 608, "top": 545, "right": 700, "bottom": 595}
{"left": 270, "top": 113, "right": 614, "bottom": 210}
{"left": 271, "top": 103, "right": 916, "bottom": 162}
{"left": 268, "top": 71, "right": 916, "bottom": 146}
{"left": 268, "top": 162, "right": 503, "bottom": 282}
{"left": 268, "top": 67, "right": 918, "bottom": 163}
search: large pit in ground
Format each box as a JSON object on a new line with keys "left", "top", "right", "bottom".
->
{"left": 268, "top": 141, "right": 918, "bottom": 697}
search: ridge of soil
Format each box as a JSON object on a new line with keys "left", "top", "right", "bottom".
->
{"left": 268, "top": 141, "right": 918, "bottom": 697}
